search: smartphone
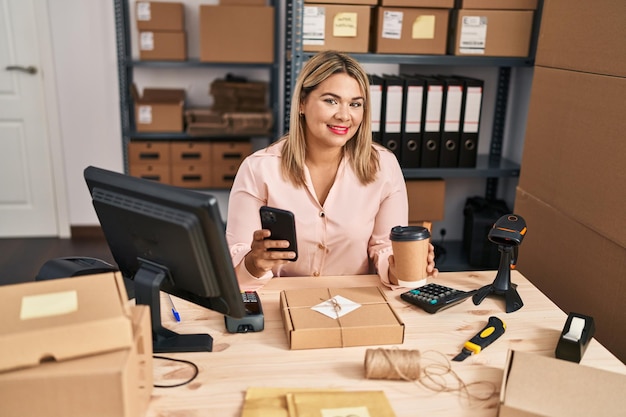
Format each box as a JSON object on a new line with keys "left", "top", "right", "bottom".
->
{"left": 259, "top": 206, "right": 298, "bottom": 261}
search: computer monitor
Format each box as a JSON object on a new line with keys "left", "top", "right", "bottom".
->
{"left": 84, "top": 165, "right": 246, "bottom": 353}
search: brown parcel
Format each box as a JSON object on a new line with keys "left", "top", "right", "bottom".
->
{"left": 499, "top": 350, "right": 626, "bottom": 417}
{"left": 134, "top": 86, "right": 185, "bottom": 132}
{"left": 135, "top": 1, "right": 184, "bottom": 31}
{"left": 138, "top": 30, "right": 187, "bottom": 61}
{"left": 199, "top": 5, "right": 274, "bottom": 63}
{"left": 450, "top": 9, "right": 534, "bottom": 57}
{"left": 371, "top": 7, "right": 450, "bottom": 55}
{"left": 0, "top": 273, "right": 153, "bottom": 417}
{"left": 303, "top": 4, "right": 372, "bottom": 53}
{"left": 280, "top": 286, "right": 404, "bottom": 350}
{"left": 0, "top": 273, "right": 133, "bottom": 373}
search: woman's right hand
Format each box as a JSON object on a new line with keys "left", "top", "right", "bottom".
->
{"left": 244, "top": 229, "right": 296, "bottom": 277}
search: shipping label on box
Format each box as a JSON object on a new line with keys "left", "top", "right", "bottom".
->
{"left": 280, "top": 287, "right": 404, "bottom": 350}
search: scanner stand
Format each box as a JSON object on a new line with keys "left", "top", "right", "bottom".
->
{"left": 134, "top": 261, "right": 213, "bottom": 353}
{"left": 472, "top": 245, "right": 524, "bottom": 313}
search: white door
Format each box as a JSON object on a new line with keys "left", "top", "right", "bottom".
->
{"left": 0, "top": 0, "right": 63, "bottom": 237}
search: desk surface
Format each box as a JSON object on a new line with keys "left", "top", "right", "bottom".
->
{"left": 149, "top": 271, "right": 625, "bottom": 417}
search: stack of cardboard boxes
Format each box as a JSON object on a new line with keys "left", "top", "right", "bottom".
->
{"left": 515, "top": 0, "right": 626, "bottom": 362}
{"left": 136, "top": 1, "right": 186, "bottom": 60}
{"left": 0, "top": 273, "right": 152, "bottom": 417}
{"left": 301, "top": 0, "right": 537, "bottom": 57}
{"left": 128, "top": 139, "right": 252, "bottom": 189}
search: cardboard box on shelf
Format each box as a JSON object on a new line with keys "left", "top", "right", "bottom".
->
{"left": 450, "top": 9, "right": 534, "bottom": 57}
{"left": 518, "top": 66, "right": 626, "bottom": 248}
{"left": 536, "top": 0, "right": 626, "bottom": 77}
{"left": 0, "top": 273, "right": 153, "bottom": 417}
{"left": 133, "top": 86, "right": 185, "bottom": 132}
{"left": 498, "top": 350, "right": 626, "bottom": 417}
{"left": 220, "top": 0, "right": 267, "bottom": 5}
{"left": 406, "top": 179, "right": 445, "bottom": 222}
{"left": 136, "top": 1, "right": 184, "bottom": 31}
{"left": 171, "top": 163, "right": 212, "bottom": 188}
{"left": 0, "top": 273, "right": 133, "bottom": 373}
{"left": 280, "top": 286, "right": 404, "bottom": 350}
{"left": 303, "top": 4, "right": 372, "bottom": 53}
{"left": 170, "top": 141, "right": 212, "bottom": 165}
{"left": 129, "top": 162, "right": 172, "bottom": 184}
{"left": 210, "top": 141, "right": 252, "bottom": 188}
{"left": 138, "top": 31, "right": 187, "bottom": 61}
{"left": 128, "top": 141, "right": 171, "bottom": 165}
{"left": 371, "top": 7, "right": 450, "bottom": 55}
{"left": 199, "top": 5, "right": 274, "bottom": 63}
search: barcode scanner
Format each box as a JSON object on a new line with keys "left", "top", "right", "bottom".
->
{"left": 472, "top": 214, "right": 527, "bottom": 313}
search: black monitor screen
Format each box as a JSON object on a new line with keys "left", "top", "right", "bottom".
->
{"left": 84, "top": 166, "right": 245, "bottom": 353}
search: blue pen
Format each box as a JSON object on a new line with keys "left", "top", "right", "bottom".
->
{"left": 167, "top": 294, "right": 181, "bottom": 322}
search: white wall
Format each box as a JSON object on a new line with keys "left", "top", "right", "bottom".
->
{"left": 46, "top": 1, "right": 531, "bottom": 240}
{"left": 48, "top": 1, "right": 124, "bottom": 226}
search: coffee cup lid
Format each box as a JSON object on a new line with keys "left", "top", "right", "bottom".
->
{"left": 390, "top": 225, "right": 431, "bottom": 241}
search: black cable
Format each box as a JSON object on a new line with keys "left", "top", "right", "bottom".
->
{"left": 152, "top": 355, "right": 199, "bottom": 388}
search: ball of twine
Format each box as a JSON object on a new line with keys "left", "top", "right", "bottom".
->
{"left": 364, "top": 348, "right": 422, "bottom": 381}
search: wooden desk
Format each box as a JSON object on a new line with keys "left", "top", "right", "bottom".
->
{"left": 148, "top": 271, "right": 625, "bottom": 417}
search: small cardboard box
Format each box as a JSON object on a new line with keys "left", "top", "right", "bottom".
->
{"left": 171, "top": 163, "right": 212, "bottom": 188}
{"left": 136, "top": 1, "right": 184, "bottom": 31}
{"left": 371, "top": 7, "right": 450, "bottom": 55}
{"left": 280, "top": 287, "right": 404, "bottom": 350}
{"left": 128, "top": 141, "right": 171, "bottom": 165}
{"left": 210, "top": 141, "right": 252, "bottom": 188}
{"left": 0, "top": 306, "right": 152, "bottom": 417}
{"left": 0, "top": 273, "right": 133, "bottom": 373}
{"left": 499, "top": 350, "right": 626, "bottom": 417}
{"left": 406, "top": 179, "right": 445, "bottom": 222}
{"left": 303, "top": 4, "right": 372, "bottom": 53}
{"left": 129, "top": 162, "right": 172, "bottom": 184}
{"left": 450, "top": 9, "right": 534, "bottom": 57}
{"left": 170, "top": 141, "right": 212, "bottom": 165}
{"left": 199, "top": 5, "right": 274, "bottom": 63}
{"left": 134, "top": 86, "right": 185, "bottom": 132}
{"left": 138, "top": 31, "right": 187, "bottom": 61}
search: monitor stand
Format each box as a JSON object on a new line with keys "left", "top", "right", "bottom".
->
{"left": 134, "top": 261, "right": 213, "bottom": 353}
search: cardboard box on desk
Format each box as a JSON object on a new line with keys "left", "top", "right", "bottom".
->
{"left": 133, "top": 85, "right": 185, "bottom": 132}
{"left": 280, "top": 287, "right": 404, "bottom": 350}
{"left": 499, "top": 350, "right": 626, "bottom": 417}
{"left": 0, "top": 273, "right": 153, "bottom": 417}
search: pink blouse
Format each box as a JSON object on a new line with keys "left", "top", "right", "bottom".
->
{"left": 225, "top": 141, "right": 408, "bottom": 291}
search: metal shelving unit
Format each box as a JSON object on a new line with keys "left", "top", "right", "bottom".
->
{"left": 113, "top": 0, "right": 282, "bottom": 173}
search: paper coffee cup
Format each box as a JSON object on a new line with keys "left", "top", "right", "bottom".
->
{"left": 390, "top": 225, "right": 431, "bottom": 287}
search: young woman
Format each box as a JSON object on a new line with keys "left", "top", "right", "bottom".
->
{"left": 226, "top": 50, "right": 437, "bottom": 290}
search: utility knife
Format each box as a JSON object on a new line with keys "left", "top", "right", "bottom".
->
{"left": 453, "top": 316, "right": 506, "bottom": 362}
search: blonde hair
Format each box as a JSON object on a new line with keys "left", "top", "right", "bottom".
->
{"left": 277, "top": 50, "right": 380, "bottom": 187}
